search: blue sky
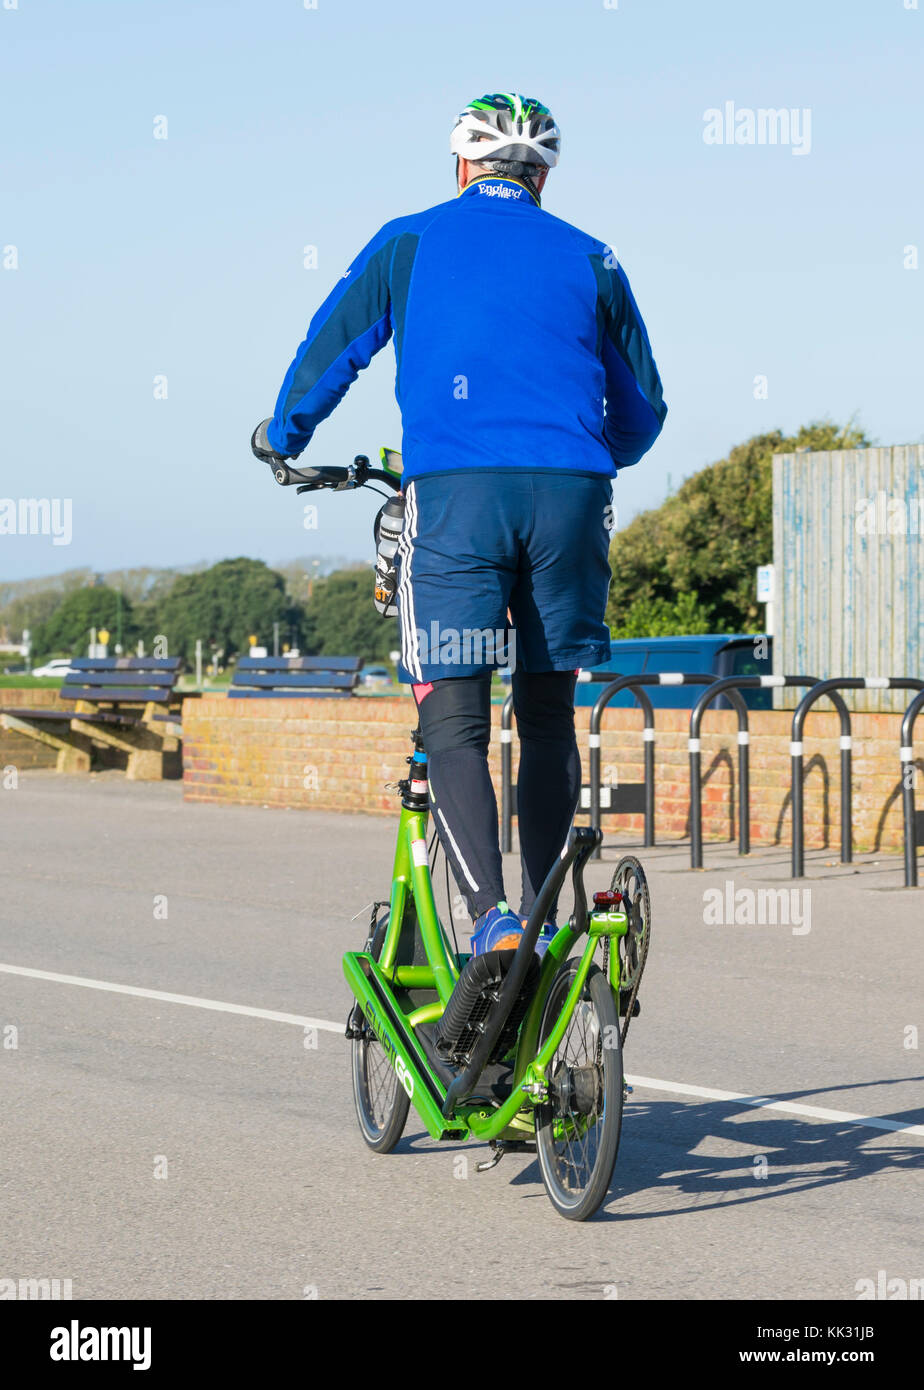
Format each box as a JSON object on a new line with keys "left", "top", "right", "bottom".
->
{"left": 1, "top": 0, "right": 921, "bottom": 581}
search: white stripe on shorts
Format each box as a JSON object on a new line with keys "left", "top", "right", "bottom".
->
{"left": 397, "top": 481, "right": 421, "bottom": 679}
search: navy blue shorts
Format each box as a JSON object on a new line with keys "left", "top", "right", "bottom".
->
{"left": 396, "top": 470, "right": 613, "bottom": 682}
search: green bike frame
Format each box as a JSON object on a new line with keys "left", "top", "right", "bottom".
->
{"left": 342, "top": 778, "right": 628, "bottom": 1144}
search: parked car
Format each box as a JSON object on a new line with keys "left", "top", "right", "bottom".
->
{"left": 361, "top": 665, "right": 393, "bottom": 687}
{"left": 30, "top": 658, "right": 77, "bottom": 679}
{"left": 574, "top": 634, "right": 773, "bottom": 710}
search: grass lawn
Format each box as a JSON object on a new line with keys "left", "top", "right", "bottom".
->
{"left": 0, "top": 676, "right": 62, "bottom": 689}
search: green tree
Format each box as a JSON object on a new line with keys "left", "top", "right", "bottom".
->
{"left": 2, "top": 588, "right": 73, "bottom": 645}
{"left": 303, "top": 567, "right": 396, "bottom": 662}
{"left": 0, "top": 568, "right": 94, "bottom": 644}
{"left": 31, "top": 585, "right": 134, "bottom": 659}
{"left": 606, "top": 418, "right": 870, "bottom": 635}
{"left": 611, "top": 591, "right": 715, "bottom": 639}
{"left": 152, "top": 557, "right": 303, "bottom": 665}
{"left": 0, "top": 567, "right": 93, "bottom": 612}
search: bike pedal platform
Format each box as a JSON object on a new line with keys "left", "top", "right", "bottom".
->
{"left": 433, "top": 948, "right": 540, "bottom": 1068}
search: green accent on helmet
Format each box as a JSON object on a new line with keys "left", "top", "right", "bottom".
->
{"left": 467, "top": 92, "right": 551, "bottom": 121}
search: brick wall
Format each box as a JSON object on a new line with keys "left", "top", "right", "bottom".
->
{"left": 0, "top": 688, "right": 66, "bottom": 770}
{"left": 182, "top": 695, "right": 919, "bottom": 855}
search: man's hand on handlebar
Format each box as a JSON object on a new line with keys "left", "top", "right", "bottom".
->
{"left": 251, "top": 418, "right": 288, "bottom": 467}
{"left": 251, "top": 419, "right": 401, "bottom": 494}
{"left": 250, "top": 417, "right": 326, "bottom": 488}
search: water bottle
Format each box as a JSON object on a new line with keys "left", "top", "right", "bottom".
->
{"left": 373, "top": 494, "right": 405, "bottom": 617}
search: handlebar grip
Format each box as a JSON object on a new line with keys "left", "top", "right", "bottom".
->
{"left": 269, "top": 461, "right": 350, "bottom": 489}
{"left": 263, "top": 452, "right": 394, "bottom": 492}
{"left": 269, "top": 461, "right": 296, "bottom": 486}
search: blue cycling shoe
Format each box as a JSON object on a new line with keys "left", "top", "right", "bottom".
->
{"left": 522, "top": 916, "right": 558, "bottom": 958}
{"left": 471, "top": 902, "right": 524, "bottom": 954}
{"left": 535, "top": 928, "right": 557, "bottom": 959}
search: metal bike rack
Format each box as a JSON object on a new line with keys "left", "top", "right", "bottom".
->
{"left": 791, "top": 676, "right": 924, "bottom": 878}
{"left": 900, "top": 688, "right": 924, "bottom": 887}
{"left": 587, "top": 674, "right": 748, "bottom": 860}
{"left": 586, "top": 678, "right": 656, "bottom": 855}
{"left": 499, "top": 672, "right": 628, "bottom": 854}
{"left": 689, "top": 675, "right": 850, "bottom": 869}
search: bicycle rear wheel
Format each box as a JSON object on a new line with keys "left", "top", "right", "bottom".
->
{"left": 351, "top": 919, "right": 411, "bottom": 1153}
{"left": 535, "top": 957, "right": 623, "bottom": 1220}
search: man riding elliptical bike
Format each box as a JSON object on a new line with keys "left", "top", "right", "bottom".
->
{"left": 252, "top": 92, "right": 666, "bottom": 961}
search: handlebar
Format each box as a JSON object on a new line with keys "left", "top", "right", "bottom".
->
{"left": 267, "top": 454, "right": 400, "bottom": 494}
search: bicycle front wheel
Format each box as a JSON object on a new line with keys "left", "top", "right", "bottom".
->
{"left": 350, "top": 919, "right": 410, "bottom": 1153}
{"left": 535, "top": 957, "right": 623, "bottom": 1221}
{"left": 351, "top": 1024, "right": 410, "bottom": 1153}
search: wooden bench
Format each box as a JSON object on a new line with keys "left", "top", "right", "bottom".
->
{"left": 0, "top": 657, "right": 184, "bottom": 779}
{"left": 228, "top": 655, "right": 364, "bottom": 698}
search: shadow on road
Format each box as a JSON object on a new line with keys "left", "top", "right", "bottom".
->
{"left": 394, "top": 1076, "right": 924, "bottom": 1219}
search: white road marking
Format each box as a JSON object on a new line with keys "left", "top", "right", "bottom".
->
{"left": 3, "top": 961, "right": 922, "bottom": 1140}
{"left": 0, "top": 962, "right": 334, "bottom": 1032}
{"left": 624, "top": 1075, "right": 924, "bottom": 1138}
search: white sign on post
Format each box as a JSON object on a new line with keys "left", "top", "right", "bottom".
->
{"left": 756, "top": 564, "right": 776, "bottom": 639}
{"left": 756, "top": 564, "right": 775, "bottom": 603}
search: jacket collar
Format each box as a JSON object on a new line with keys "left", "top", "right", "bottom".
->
{"left": 459, "top": 174, "right": 541, "bottom": 208}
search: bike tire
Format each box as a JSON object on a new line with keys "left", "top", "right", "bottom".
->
{"left": 534, "top": 957, "right": 623, "bottom": 1221}
{"left": 350, "top": 920, "right": 411, "bottom": 1153}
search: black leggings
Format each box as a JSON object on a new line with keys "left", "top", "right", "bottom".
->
{"left": 413, "top": 670, "right": 580, "bottom": 921}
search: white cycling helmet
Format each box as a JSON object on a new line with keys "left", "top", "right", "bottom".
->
{"left": 450, "top": 92, "right": 561, "bottom": 169}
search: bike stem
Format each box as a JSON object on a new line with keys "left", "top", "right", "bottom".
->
{"left": 440, "top": 825, "right": 601, "bottom": 1116}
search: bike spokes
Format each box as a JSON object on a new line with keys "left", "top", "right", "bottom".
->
{"left": 546, "top": 1003, "right": 605, "bottom": 1187}
{"left": 362, "top": 1030, "right": 400, "bottom": 1126}
{"left": 535, "top": 957, "right": 623, "bottom": 1220}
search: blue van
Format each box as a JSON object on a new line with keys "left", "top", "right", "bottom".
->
{"left": 574, "top": 634, "right": 773, "bottom": 709}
